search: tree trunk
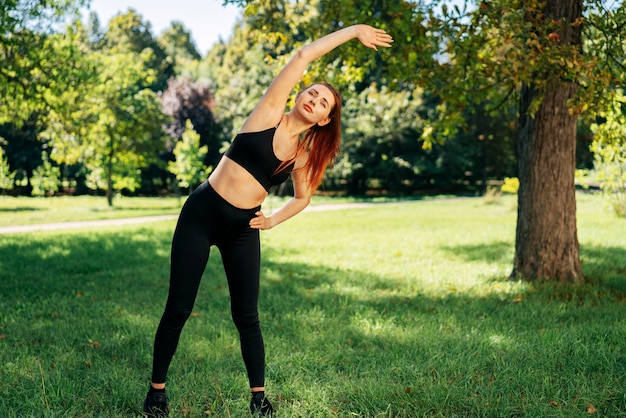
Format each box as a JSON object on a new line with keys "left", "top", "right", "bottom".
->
{"left": 510, "top": 0, "right": 584, "bottom": 283}
{"left": 106, "top": 127, "right": 114, "bottom": 207}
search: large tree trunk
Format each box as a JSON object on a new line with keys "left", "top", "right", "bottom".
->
{"left": 510, "top": 0, "right": 584, "bottom": 283}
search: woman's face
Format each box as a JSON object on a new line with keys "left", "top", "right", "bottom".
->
{"left": 296, "top": 84, "right": 336, "bottom": 126}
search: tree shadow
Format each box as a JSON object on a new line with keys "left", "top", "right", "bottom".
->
{"left": 439, "top": 241, "right": 513, "bottom": 264}
{"left": 255, "top": 247, "right": 624, "bottom": 416}
{"left": 439, "top": 239, "right": 626, "bottom": 293}
{"left": 580, "top": 244, "right": 626, "bottom": 275}
{"left": 0, "top": 226, "right": 176, "bottom": 415}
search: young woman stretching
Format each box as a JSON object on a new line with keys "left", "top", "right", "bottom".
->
{"left": 143, "top": 24, "right": 393, "bottom": 417}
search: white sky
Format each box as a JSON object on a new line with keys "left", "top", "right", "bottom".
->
{"left": 84, "top": 0, "right": 242, "bottom": 55}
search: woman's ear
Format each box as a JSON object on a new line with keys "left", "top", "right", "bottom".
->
{"left": 317, "top": 117, "right": 331, "bottom": 127}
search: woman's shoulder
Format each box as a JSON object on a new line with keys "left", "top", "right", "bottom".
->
{"left": 239, "top": 105, "right": 284, "bottom": 134}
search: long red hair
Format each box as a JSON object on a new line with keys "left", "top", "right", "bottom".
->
{"left": 275, "top": 82, "right": 342, "bottom": 191}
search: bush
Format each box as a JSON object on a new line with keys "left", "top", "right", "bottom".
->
{"left": 31, "top": 151, "right": 61, "bottom": 197}
{"left": 501, "top": 177, "right": 520, "bottom": 194}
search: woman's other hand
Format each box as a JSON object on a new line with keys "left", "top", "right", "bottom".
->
{"left": 354, "top": 24, "right": 393, "bottom": 51}
{"left": 250, "top": 211, "right": 272, "bottom": 230}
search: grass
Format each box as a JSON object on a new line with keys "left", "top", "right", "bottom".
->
{"left": 0, "top": 192, "right": 624, "bottom": 417}
{"left": 0, "top": 192, "right": 444, "bottom": 227}
{"left": 0, "top": 195, "right": 183, "bottom": 226}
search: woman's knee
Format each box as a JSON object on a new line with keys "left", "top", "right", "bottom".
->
{"left": 231, "top": 310, "right": 260, "bottom": 332}
{"left": 163, "top": 305, "right": 193, "bottom": 329}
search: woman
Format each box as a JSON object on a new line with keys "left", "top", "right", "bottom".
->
{"left": 143, "top": 24, "right": 393, "bottom": 417}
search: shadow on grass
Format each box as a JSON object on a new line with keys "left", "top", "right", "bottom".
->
{"left": 0, "top": 229, "right": 624, "bottom": 416}
{"left": 440, "top": 240, "right": 626, "bottom": 294}
{"left": 0, "top": 226, "right": 176, "bottom": 416}
{"left": 254, "top": 245, "right": 625, "bottom": 416}
{"left": 87, "top": 205, "right": 181, "bottom": 213}
{"left": 439, "top": 241, "right": 513, "bottom": 264}
{"left": 580, "top": 244, "right": 626, "bottom": 274}
{"left": 0, "top": 207, "right": 41, "bottom": 213}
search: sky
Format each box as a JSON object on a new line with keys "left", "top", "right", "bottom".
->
{"left": 83, "top": 0, "right": 242, "bottom": 56}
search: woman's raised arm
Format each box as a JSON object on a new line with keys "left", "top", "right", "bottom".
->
{"left": 242, "top": 24, "right": 393, "bottom": 130}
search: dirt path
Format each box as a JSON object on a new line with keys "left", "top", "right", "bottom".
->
{"left": 0, "top": 202, "right": 383, "bottom": 235}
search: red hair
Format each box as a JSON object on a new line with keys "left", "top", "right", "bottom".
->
{"left": 275, "top": 82, "right": 342, "bottom": 191}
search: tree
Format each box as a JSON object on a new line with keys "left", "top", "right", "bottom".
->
{"left": 0, "top": 144, "right": 16, "bottom": 193}
{"left": 100, "top": 8, "right": 175, "bottom": 92}
{"left": 0, "top": 0, "right": 87, "bottom": 124}
{"left": 431, "top": 0, "right": 623, "bottom": 282}
{"left": 168, "top": 120, "right": 211, "bottom": 193}
{"left": 30, "top": 151, "right": 61, "bottom": 196}
{"left": 1, "top": 1, "right": 94, "bottom": 196}
{"left": 45, "top": 45, "right": 168, "bottom": 206}
{"left": 161, "top": 77, "right": 220, "bottom": 166}
{"left": 590, "top": 91, "right": 626, "bottom": 217}
{"left": 199, "top": 20, "right": 282, "bottom": 141}
{"left": 158, "top": 21, "right": 202, "bottom": 63}
{"left": 332, "top": 84, "right": 426, "bottom": 193}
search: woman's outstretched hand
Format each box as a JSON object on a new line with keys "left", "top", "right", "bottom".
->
{"left": 354, "top": 24, "right": 393, "bottom": 51}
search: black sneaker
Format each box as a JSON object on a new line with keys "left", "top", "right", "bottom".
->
{"left": 143, "top": 390, "right": 168, "bottom": 417}
{"left": 250, "top": 391, "right": 274, "bottom": 417}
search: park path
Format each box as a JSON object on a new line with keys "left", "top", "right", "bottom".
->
{"left": 0, "top": 202, "right": 382, "bottom": 235}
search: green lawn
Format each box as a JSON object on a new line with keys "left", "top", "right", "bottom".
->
{"left": 0, "top": 193, "right": 403, "bottom": 226}
{"left": 0, "top": 195, "right": 183, "bottom": 226}
{"left": 0, "top": 193, "right": 624, "bottom": 417}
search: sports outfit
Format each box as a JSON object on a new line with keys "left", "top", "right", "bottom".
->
{"left": 150, "top": 123, "right": 294, "bottom": 389}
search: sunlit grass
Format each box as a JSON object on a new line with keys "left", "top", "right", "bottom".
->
{"left": 0, "top": 190, "right": 448, "bottom": 227}
{"left": 0, "top": 195, "right": 183, "bottom": 226}
{"left": 0, "top": 192, "right": 624, "bottom": 417}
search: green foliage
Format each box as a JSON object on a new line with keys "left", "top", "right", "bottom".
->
{"left": 0, "top": 0, "right": 88, "bottom": 125}
{"left": 30, "top": 151, "right": 61, "bottom": 197}
{"left": 198, "top": 21, "right": 277, "bottom": 142}
{"left": 230, "top": 0, "right": 624, "bottom": 145}
{"left": 44, "top": 40, "right": 168, "bottom": 205}
{"left": 157, "top": 21, "right": 202, "bottom": 63}
{"left": 594, "top": 144, "right": 626, "bottom": 217}
{"left": 168, "top": 120, "right": 211, "bottom": 191}
{"left": 100, "top": 8, "right": 174, "bottom": 92}
{"left": 2, "top": 0, "right": 625, "bottom": 203}
{"left": 590, "top": 91, "right": 626, "bottom": 217}
{"left": 0, "top": 144, "right": 16, "bottom": 192}
{"left": 410, "top": 0, "right": 620, "bottom": 140}
{"left": 329, "top": 84, "right": 425, "bottom": 192}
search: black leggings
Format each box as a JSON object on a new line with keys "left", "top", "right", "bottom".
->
{"left": 151, "top": 181, "right": 265, "bottom": 388}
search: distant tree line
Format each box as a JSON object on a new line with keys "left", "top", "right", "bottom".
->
{"left": 0, "top": 2, "right": 621, "bottom": 204}
{"left": 1, "top": 0, "right": 609, "bottom": 203}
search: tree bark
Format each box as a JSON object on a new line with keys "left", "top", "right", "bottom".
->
{"left": 510, "top": 0, "right": 584, "bottom": 283}
{"left": 106, "top": 126, "right": 114, "bottom": 207}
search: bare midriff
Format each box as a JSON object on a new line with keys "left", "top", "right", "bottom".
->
{"left": 208, "top": 156, "right": 268, "bottom": 209}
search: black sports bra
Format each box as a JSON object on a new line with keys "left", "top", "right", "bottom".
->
{"left": 224, "top": 125, "right": 295, "bottom": 192}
